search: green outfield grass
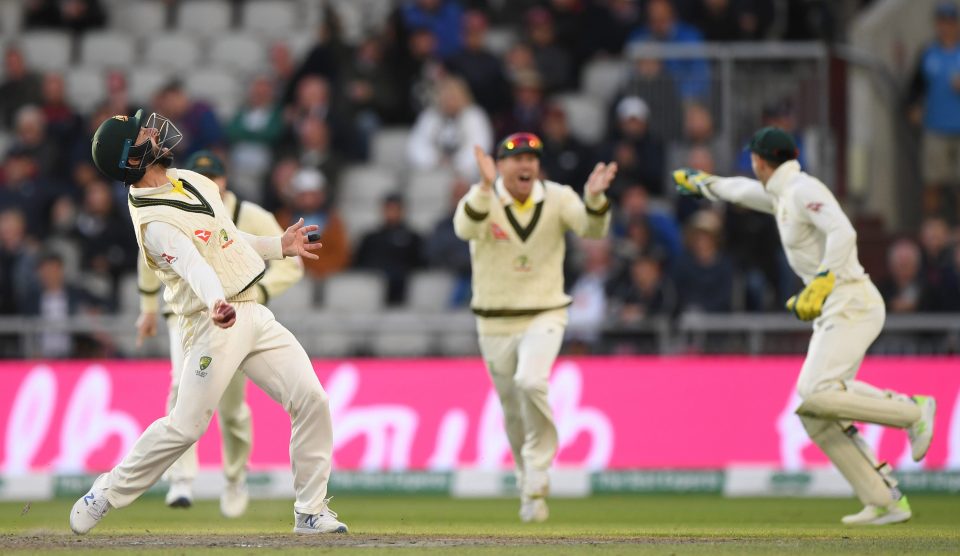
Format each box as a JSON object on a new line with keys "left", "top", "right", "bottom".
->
{"left": 2, "top": 495, "right": 959, "bottom": 554}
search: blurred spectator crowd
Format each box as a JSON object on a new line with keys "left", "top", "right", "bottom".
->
{"left": 1, "top": 0, "right": 957, "bottom": 359}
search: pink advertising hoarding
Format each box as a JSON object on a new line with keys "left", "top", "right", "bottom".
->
{"left": 1, "top": 357, "right": 958, "bottom": 473}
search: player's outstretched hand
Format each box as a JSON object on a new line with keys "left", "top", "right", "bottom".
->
{"left": 212, "top": 299, "right": 237, "bottom": 329}
{"left": 135, "top": 312, "right": 157, "bottom": 348}
{"left": 672, "top": 167, "right": 714, "bottom": 197}
{"left": 282, "top": 217, "right": 323, "bottom": 260}
{"left": 585, "top": 161, "right": 618, "bottom": 196}
{"left": 474, "top": 145, "right": 496, "bottom": 191}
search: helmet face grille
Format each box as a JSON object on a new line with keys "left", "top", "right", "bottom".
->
{"left": 91, "top": 110, "right": 184, "bottom": 184}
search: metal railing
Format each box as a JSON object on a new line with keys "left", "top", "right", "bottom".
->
{"left": 1, "top": 312, "right": 958, "bottom": 359}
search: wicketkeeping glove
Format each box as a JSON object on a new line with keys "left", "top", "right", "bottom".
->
{"left": 786, "top": 270, "right": 836, "bottom": 321}
{"left": 672, "top": 167, "right": 715, "bottom": 198}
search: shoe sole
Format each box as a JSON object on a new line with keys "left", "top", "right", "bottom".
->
{"left": 912, "top": 398, "right": 937, "bottom": 462}
{"left": 844, "top": 513, "right": 912, "bottom": 526}
{"left": 293, "top": 525, "right": 348, "bottom": 534}
{"left": 167, "top": 497, "right": 193, "bottom": 508}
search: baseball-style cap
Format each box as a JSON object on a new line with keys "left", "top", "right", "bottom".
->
{"left": 496, "top": 132, "right": 543, "bottom": 160}
{"left": 185, "top": 150, "right": 225, "bottom": 177}
{"left": 748, "top": 126, "right": 798, "bottom": 162}
{"left": 935, "top": 1, "right": 959, "bottom": 19}
{"left": 616, "top": 96, "right": 650, "bottom": 121}
{"left": 291, "top": 167, "right": 326, "bottom": 193}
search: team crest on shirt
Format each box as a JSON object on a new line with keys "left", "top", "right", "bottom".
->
{"left": 219, "top": 228, "right": 234, "bottom": 249}
{"left": 491, "top": 222, "right": 510, "bottom": 241}
{"left": 194, "top": 229, "right": 212, "bottom": 243}
{"left": 513, "top": 254, "right": 532, "bottom": 272}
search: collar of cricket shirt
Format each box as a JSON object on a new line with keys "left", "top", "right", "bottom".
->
{"left": 765, "top": 159, "right": 801, "bottom": 197}
{"left": 128, "top": 170, "right": 193, "bottom": 199}
{"left": 495, "top": 177, "right": 545, "bottom": 211}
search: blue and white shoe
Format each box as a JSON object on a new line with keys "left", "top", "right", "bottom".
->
{"left": 69, "top": 474, "right": 112, "bottom": 535}
{"left": 293, "top": 500, "right": 347, "bottom": 534}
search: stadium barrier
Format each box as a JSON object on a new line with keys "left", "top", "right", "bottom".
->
{"left": 1, "top": 356, "right": 958, "bottom": 500}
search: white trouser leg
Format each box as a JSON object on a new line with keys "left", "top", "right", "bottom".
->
{"left": 238, "top": 305, "right": 332, "bottom": 515}
{"left": 103, "top": 306, "right": 253, "bottom": 508}
{"left": 479, "top": 311, "right": 565, "bottom": 495}
{"left": 796, "top": 284, "right": 919, "bottom": 428}
{"left": 163, "top": 316, "right": 197, "bottom": 484}
{"left": 217, "top": 369, "right": 252, "bottom": 485}
{"left": 479, "top": 334, "right": 525, "bottom": 477}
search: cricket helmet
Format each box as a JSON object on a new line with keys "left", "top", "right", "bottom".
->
{"left": 91, "top": 109, "right": 183, "bottom": 184}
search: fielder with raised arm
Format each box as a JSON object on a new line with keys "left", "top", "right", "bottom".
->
{"left": 673, "top": 127, "right": 936, "bottom": 525}
{"left": 454, "top": 133, "right": 616, "bottom": 522}
{"left": 136, "top": 150, "right": 305, "bottom": 517}
{"left": 71, "top": 109, "right": 347, "bottom": 535}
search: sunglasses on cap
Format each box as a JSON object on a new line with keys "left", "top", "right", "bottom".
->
{"left": 496, "top": 132, "right": 543, "bottom": 159}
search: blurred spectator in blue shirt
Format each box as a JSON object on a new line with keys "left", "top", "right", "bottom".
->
{"left": 603, "top": 96, "right": 666, "bottom": 198}
{"left": 908, "top": 1, "right": 960, "bottom": 219}
{"left": 524, "top": 7, "right": 574, "bottom": 93}
{"left": 626, "top": 0, "right": 711, "bottom": 100}
{"left": 400, "top": 0, "right": 464, "bottom": 60}
{"left": 152, "top": 81, "right": 225, "bottom": 159}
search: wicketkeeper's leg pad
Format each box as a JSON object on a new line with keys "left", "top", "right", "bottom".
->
{"left": 801, "top": 415, "right": 899, "bottom": 507}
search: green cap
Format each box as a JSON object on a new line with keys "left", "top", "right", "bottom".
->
{"left": 748, "top": 126, "right": 798, "bottom": 163}
{"left": 91, "top": 109, "right": 145, "bottom": 183}
{"left": 185, "top": 150, "right": 226, "bottom": 177}
{"left": 496, "top": 132, "right": 543, "bottom": 160}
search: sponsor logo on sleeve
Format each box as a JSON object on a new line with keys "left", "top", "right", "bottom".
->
{"left": 194, "top": 229, "right": 212, "bottom": 243}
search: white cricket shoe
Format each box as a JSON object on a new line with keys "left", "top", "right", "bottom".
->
{"left": 842, "top": 496, "right": 912, "bottom": 525}
{"left": 519, "top": 496, "right": 549, "bottom": 523}
{"left": 70, "top": 474, "right": 112, "bottom": 535}
{"left": 165, "top": 480, "right": 193, "bottom": 508}
{"left": 908, "top": 395, "right": 936, "bottom": 462}
{"left": 293, "top": 500, "right": 348, "bottom": 534}
{"left": 220, "top": 481, "right": 249, "bottom": 518}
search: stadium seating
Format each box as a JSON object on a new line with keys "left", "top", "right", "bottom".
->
{"left": 128, "top": 66, "right": 171, "bottom": 105}
{"left": 183, "top": 67, "right": 240, "bottom": 119}
{"left": 406, "top": 270, "right": 456, "bottom": 312}
{"left": 553, "top": 94, "right": 607, "bottom": 145}
{"left": 175, "top": 0, "right": 233, "bottom": 37}
{"left": 242, "top": 0, "right": 298, "bottom": 36}
{"left": 79, "top": 31, "right": 137, "bottom": 69}
{"left": 370, "top": 127, "right": 412, "bottom": 171}
{"left": 322, "top": 271, "right": 387, "bottom": 313}
{"left": 65, "top": 68, "right": 107, "bottom": 113}
{"left": 20, "top": 31, "right": 72, "bottom": 72}
{"left": 581, "top": 59, "right": 628, "bottom": 105}
{"left": 110, "top": 1, "right": 168, "bottom": 37}
{"left": 143, "top": 33, "right": 201, "bottom": 72}
{"left": 209, "top": 34, "right": 267, "bottom": 76}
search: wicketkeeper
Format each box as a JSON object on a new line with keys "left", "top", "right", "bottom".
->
{"left": 673, "top": 127, "right": 936, "bottom": 525}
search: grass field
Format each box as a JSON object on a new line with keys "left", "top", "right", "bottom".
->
{"left": 2, "top": 495, "right": 959, "bottom": 554}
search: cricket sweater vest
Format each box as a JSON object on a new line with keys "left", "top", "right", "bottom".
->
{"left": 454, "top": 178, "right": 611, "bottom": 334}
{"left": 129, "top": 169, "right": 265, "bottom": 316}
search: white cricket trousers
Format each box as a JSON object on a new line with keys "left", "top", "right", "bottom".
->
{"left": 101, "top": 302, "right": 334, "bottom": 515}
{"left": 795, "top": 280, "right": 920, "bottom": 507}
{"left": 164, "top": 313, "right": 251, "bottom": 486}
{"left": 478, "top": 310, "right": 566, "bottom": 494}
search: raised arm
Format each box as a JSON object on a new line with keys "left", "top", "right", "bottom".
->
{"left": 240, "top": 203, "right": 305, "bottom": 304}
{"left": 673, "top": 168, "right": 776, "bottom": 214}
{"left": 453, "top": 145, "right": 496, "bottom": 240}
{"left": 561, "top": 162, "right": 616, "bottom": 238}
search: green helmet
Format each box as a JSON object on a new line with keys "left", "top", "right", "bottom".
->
{"left": 91, "top": 109, "right": 182, "bottom": 184}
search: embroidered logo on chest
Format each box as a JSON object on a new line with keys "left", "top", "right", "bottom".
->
{"left": 194, "top": 229, "right": 212, "bottom": 243}
{"left": 513, "top": 254, "right": 532, "bottom": 272}
{"left": 490, "top": 222, "right": 510, "bottom": 241}
{"left": 219, "top": 229, "right": 234, "bottom": 249}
